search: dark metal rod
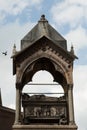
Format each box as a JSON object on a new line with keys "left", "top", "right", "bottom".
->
{"left": 26, "top": 83, "right": 60, "bottom": 85}
{"left": 23, "top": 93, "right": 64, "bottom": 94}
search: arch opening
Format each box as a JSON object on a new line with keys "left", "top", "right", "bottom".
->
{"left": 22, "top": 70, "right": 68, "bottom": 125}
{"left": 20, "top": 58, "right": 68, "bottom": 125}
{"left": 23, "top": 70, "right": 64, "bottom": 98}
{"left": 21, "top": 57, "right": 67, "bottom": 92}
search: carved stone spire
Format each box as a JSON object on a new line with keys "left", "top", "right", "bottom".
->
{"left": 12, "top": 44, "right": 16, "bottom": 55}
{"left": 70, "top": 45, "right": 74, "bottom": 55}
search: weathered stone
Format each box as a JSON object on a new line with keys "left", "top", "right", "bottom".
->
{"left": 12, "top": 15, "right": 78, "bottom": 130}
{"left": 13, "top": 124, "right": 78, "bottom": 130}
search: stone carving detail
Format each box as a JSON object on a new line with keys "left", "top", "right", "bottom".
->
{"left": 22, "top": 94, "right": 68, "bottom": 125}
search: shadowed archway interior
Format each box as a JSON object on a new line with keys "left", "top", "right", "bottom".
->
{"left": 22, "top": 57, "right": 67, "bottom": 92}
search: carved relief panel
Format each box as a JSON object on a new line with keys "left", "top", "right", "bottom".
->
{"left": 22, "top": 94, "right": 68, "bottom": 125}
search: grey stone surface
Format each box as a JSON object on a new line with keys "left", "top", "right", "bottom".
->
{"left": 13, "top": 124, "right": 77, "bottom": 130}
{"left": 21, "top": 15, "right": 67, "bottom": 50}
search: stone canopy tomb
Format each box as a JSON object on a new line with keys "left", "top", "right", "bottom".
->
{"left": 12, "top": 15, "right": 78, "bottom": 130}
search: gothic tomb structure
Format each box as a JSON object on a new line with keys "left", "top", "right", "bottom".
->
{"left": 12, "top": 15, "right": 78, "bottom": 130}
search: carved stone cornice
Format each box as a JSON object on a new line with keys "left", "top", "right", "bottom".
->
{"left": 13, "top": 38, "right": 73, "bottom": 72}
{"left": 16, "top": 45, "right": 73, "bottom": 86}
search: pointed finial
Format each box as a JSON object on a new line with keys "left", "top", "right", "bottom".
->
{"left": 70, "top": 44, "right": 74, "bottom": 54}
{"left": 40, "top": 14, "right": 45, "bottom": 20}
{"left": 39, "top": 14, "right": 48, "bottom": 22}
{"left": 12, "top": 44, "right": 16, "bottom": 55}
{"left": 0, "top": 88, "right": 2, "bottom": 106}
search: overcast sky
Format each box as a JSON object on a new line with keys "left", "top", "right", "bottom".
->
{"left": 0, "top": 0, "right": 87, "bottom": 130}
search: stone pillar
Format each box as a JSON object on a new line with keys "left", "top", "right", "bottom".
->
{"left": 14, "top": 84, "right": 21, "bottom": 125}
{"left": 68, "top": 84, "right": 75, "bottom": 125}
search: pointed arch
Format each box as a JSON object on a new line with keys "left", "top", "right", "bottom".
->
{"left": 16, "top": 53, "right": 69, "bottom": 92}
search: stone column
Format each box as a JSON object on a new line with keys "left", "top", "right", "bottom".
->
{"left": 14, "top": 84, "right": 21, "bottom": 125}
{"left": 68, "top": 84, "right": 75, "bottom": 125}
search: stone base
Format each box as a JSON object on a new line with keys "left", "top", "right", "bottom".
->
{"left": 12, "top": 124, "right": 78, "bottom": 130}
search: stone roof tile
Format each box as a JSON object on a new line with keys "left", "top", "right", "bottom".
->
{"left": 21, "top": 15, "right": 67, "bottom": 50}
